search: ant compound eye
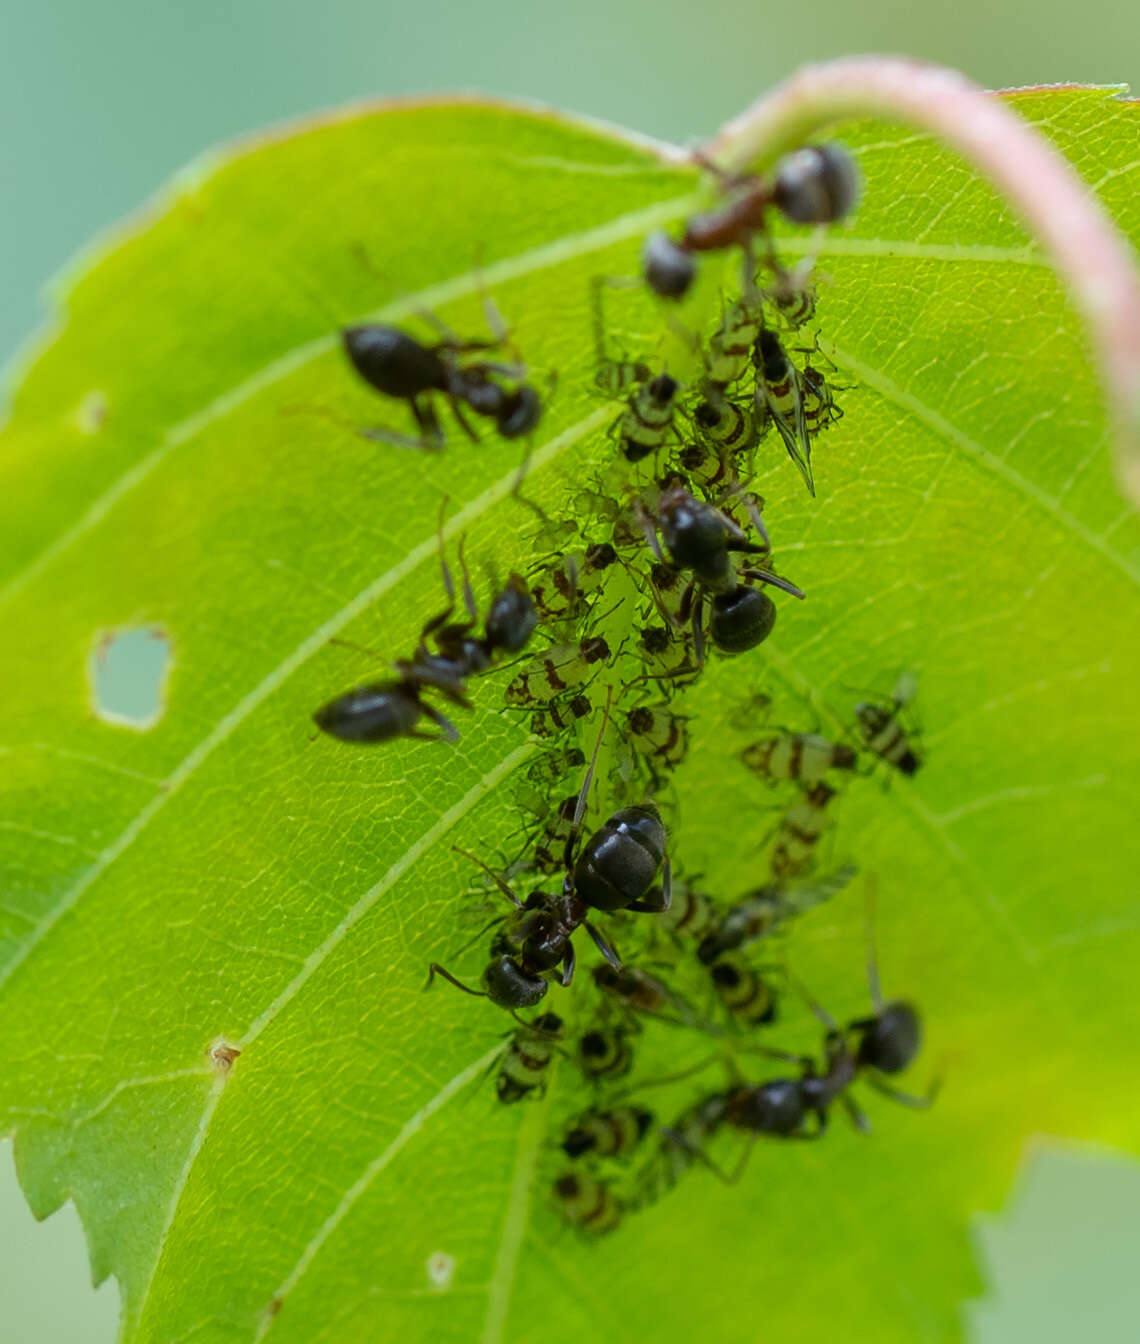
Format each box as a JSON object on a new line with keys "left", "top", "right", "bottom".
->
{"left": 773, "top": 143, "right": 861, "bottom": 225}
{"left": 642, "top": 231, "right": 697, "bottom": 299}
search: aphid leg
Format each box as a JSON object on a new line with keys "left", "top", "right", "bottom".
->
{"left": 452, "top": 846, "right": 524, "bottom": 908}
{"left": 584, "top": 920, "right": 623, "bottom": 969}
{"left": 425, "top": 962, "right": 487, "bottom": 997}
{"left": 737, "top": 567, "right": 806, "bottom": 601}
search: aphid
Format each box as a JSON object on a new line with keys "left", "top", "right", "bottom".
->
{"left": 592, "top": 964, "right": 692, "bottom": 1024}
{"left": 532, "top": 795, "right": 578, "bottom": 874}
{"left": 526, "top": 746, "right": 588, "bottom": 788}
{"left": 704, "top": 294, "right": 765, "bottom": 390}
{"left": 634, "top": 626, "right": 698, "bottom": 685}
{"left": 427, "top": 701, "right": 671, "bottom": 1012}
{"left": 529, "top": 692, "right": 593, "bottom": 739}
{"left": 696, "top": 864, "right": 857, "bottom": 964}
{"left": 504, "top": 637, "right": 611, "bottom": 706}
{"left": 640, "top": 482, "right": 805, "bottom": 660}
{"left": 640, "top": 1092, "right": 729, "bottom": 1208}
{"left": 553, "top": 1171, "right": 624, "bottom": 1236}
{"left": 768, "top": 782, "right": 839, "bottom": 880}
{"left": 577, "top": 1022, "right": 636, "bottom": 1083}
{"left": 708, "top": 955, "right": 779, "bottom": 1027}
{"left": 800, "top": 363, "right": 843, "bottom": 434}
{"left": 656, "top": 875, "right": 718, "bottom": 943}
{"left": 613, "top": 373, "right": 682, "bottom": 463}
{"left": 342, "top": 319, "right": 541, "bottom": 450}
{"left": 740, "top": 732, "right": 857, "bottom": 786}
{"left": 627, "top": 705, "right": 690, "bottom": 768}
{"left": 562, "top": 1105, "right": 654, "bottom": 1160}
{"left": 642, "top": 143, "right": 860, "bottom": 300}
{"left": 768, "top": 267, "right": 817, "bottom": 329}
{"left": 531, "top": 543, "right": 618, "bottom": 622}
{"left": 855, "top": 673, "right": 922, "bottom": 777}
{"left": 691, "top": 396, "right": 761, "bottom": 458}
{"left": 754, "top": 328, "right": 815, "bottom": 496}
{"left": 590, "top": 273, "right": 652, "bottom": 398}
{"left": 496, "top": 1013, "right": 564, "bottom": 1103}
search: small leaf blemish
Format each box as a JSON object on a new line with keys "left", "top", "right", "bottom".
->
{"left": 75, "top": 389, "right": 109, "bottom": 434}
{"left": 426, "top": 1251, "right": 456, "bottom": 1292}
{"left": 209, "top": 1040, "right": 242, "bottom": 1074}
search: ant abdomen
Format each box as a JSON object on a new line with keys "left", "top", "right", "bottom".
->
{"left": 709, "top": 586, "right": 777, "bottom": 653}
{"left": 574, "top": 804, "right": 667, "bottom": 912}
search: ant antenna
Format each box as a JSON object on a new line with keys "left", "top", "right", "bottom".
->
{"left": 863, "top": 875, "right": 884, "bottom": 1012}
{"left": 451, "top": 846, "right": 524, "bottom": 909}
{"left": 572, "top": 686, "right": 614, "bottom": 835}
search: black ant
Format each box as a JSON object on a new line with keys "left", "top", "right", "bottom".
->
{"left": 342, "top": 285, "right": 542, "bottom": 451}
{"left": 643, "top": 143, "right": 860, "bottom": 300}
{"left": 638, "top": 480, "right": 805, "bottom": 661}
{"left": 425, "top": 697, "right": 672, "bottom": 1012}
{"left": 312, "top": 510, "right": 537, "bottom": 746}
{"left": 665, "top": 888, "right": 938, "bottom": 1181}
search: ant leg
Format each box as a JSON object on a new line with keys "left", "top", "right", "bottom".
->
{"left": 689, "top": 591, "right": 706, "bottom": 668}
{"left": 419, "top": 498, "right": 458, "bottom": 644}
{"left": 627, "top": 854, "right": 671, "bottom": 914}
{"left": 425, "top": 962, "right": 487, "bottom": 997}
{"left": 634, "top": 500, "right": 669, "bottom": 567}
{"left": 419, "top": 702, "right": 460, "bottom": 743}
{"left": 737, "top": 567, "right": 807, "bottom": 601}
{"left": 446, "top": 393, "right": 482, "bottom": 444}
{"left": 842, "top": 1094, "right": 873, "bottom": 1133}
{"left": 865, "top": 1075, "right": 942, "bottom": 1109}
{"left": 452, "top": 845, "right": 524, "bottom": 908}
{"left": 662, "top": 1128, "right": 757, "bottom": 1185}
{"left": 328, "top": 636, "right": 385, "bottom": 659}
{"left": 584, "top": 920, "right": 623, "bottom": 969}
{"left": 862, "top": 875, "right": 884, "bottom": 1012}
{"left": 559, "top": 939, "right": 577, "bottom": 988}
{"left": 455, "top": 536, "right": 479, "bottom": 625}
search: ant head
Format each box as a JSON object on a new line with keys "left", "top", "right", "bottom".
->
{"left": 484, "top": 574, "right": 538, "bottom": 654}
{"left": 857, "top": 1001, "right": 922, "bottom": 1075}
{"left": 497, "top": 384, "right": 542, "bottom": 438}
{"left": 773, "top": 143, "right": 861, "bottom": 226}
{"left": 642, "top": 231, "right": 697, "bottom": 299}
{"left": 482, "top": 955, "right": 548, "bottom": 1009}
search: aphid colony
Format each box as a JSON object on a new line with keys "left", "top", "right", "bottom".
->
{"left": 308, "top": 138, "right": 935, "bottom": 1236}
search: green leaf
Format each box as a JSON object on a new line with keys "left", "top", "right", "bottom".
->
{"left": 2, "top": 86, "right": 1138, "bottom": 1344}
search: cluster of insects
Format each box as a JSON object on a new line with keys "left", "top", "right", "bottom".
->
{"left": 305, "top": 136, "right": 939, "bottom": 1238}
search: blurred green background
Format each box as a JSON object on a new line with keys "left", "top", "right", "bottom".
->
{"left": 2, "top": 0, "right": 1138, "bottom": 1339}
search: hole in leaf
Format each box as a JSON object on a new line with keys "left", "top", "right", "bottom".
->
{"left": 89, "top": 626, "right": 171, "bottom": 730}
